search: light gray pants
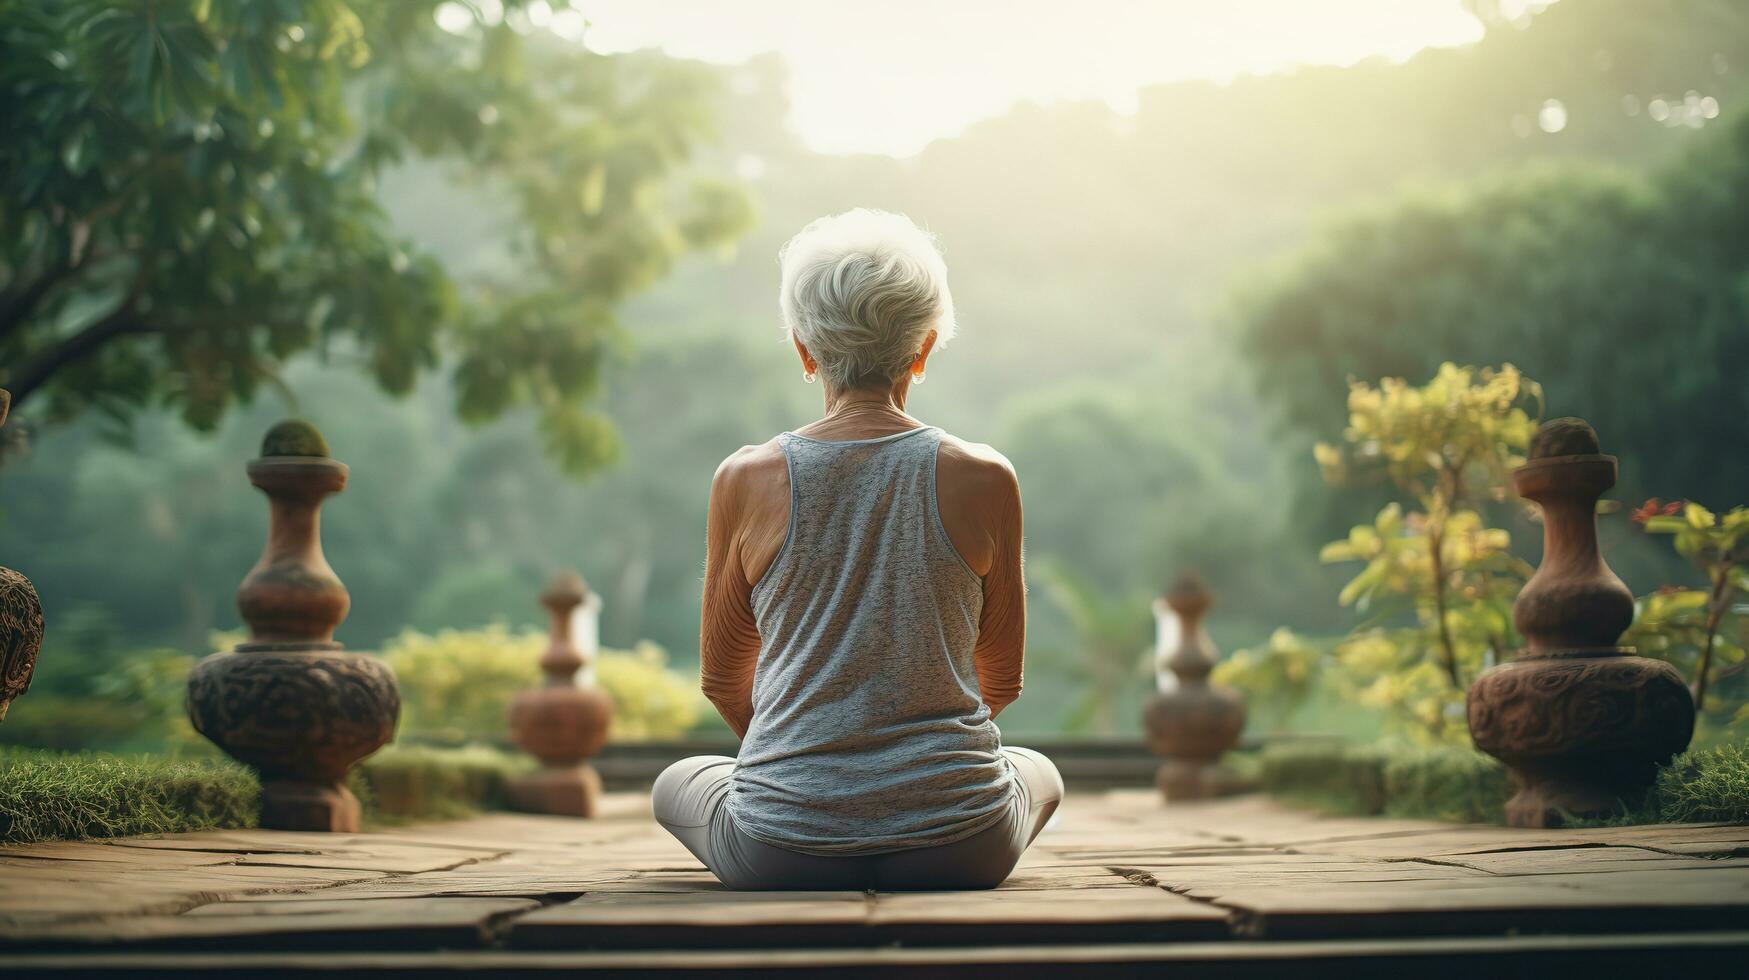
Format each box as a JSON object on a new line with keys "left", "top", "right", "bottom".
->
{"left": 652, "top": 747, "right": 1063, "bottom": 891}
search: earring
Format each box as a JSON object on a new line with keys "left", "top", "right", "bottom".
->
{"left": 912, "top": 371, "right": 925, "bottom": 385}
{"left": 803, "top": 369, "right": 816, "bottom": 384}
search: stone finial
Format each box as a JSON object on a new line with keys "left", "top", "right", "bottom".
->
{"left": 186, "top": 420, "right": 399, "bottom": 831}
{"left": 1468, "top": 416, "right": 1693, "bottom": 827}
{"left": 1143, "top": 570, "right": 1246, "bottom": 802}
{"left": 507, "top": 571, "right": 615, "bottom": 817}
{"left": 537, "top": 572, "right": 590, "bottom": 681}
{"left": 236, "top": 420, "right": 350, "bottom": 648}
{"left": 0, "top": 388, "right": 44, "bottom": 724}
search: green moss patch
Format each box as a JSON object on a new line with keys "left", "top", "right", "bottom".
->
{"left": 1, "top": 744, "right": 539, "bottom": 844}
{"left": 1259, "top": 740, "right": 1749, "bottom": 826}
{"left": 0, "top": 748, "right": 258, "bottom": 844}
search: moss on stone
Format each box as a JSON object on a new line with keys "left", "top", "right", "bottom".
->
{"left": 260, "top": 419, "right": 330, "bottom": 458}
{"left": 1529, "top": 416, "right": 1601, "bottom": 459}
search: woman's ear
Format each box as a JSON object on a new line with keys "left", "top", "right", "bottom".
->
{"left": 793, "top": 336, "right": 817, "bottom": 375}
{"left": 911, "top": 329, "right": 939, "bottom": 375}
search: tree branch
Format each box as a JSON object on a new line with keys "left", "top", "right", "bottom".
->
{"left": 3, "top": 304, "right": 155, "bottom": 411}
{"left": 0, "top": 259, "right": 80, "bottom": 343}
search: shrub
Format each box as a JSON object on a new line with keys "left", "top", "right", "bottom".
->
{"left": 381, "top": 626, "right": 704, "bottom": 745}
{"left": 1258, "top": 740, "right": 1392, "bottom": 816}
{"left": 1380, "top": 746, "right": 1511, "bottom": 823}
{"left": 356, "top": 744, "right": 533, "bottom": 823}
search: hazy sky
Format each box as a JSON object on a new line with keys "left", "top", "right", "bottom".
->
{"left": 573, "top": 0, "right": 1521, "bottom": 156}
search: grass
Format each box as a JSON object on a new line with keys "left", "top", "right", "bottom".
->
{"left": 0, "top": 743, "right": 538, "bottom": 844}
{"left": 0, "top": 747, "right": 259, "bottom": 844}
{"left": 1258, "top": 740, "right": 1749, "bottom": 826}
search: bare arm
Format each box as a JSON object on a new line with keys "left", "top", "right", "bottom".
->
{"left": 698, "top": 452, "right": 763, "bottom": 738}
{"left": 971, "top": 460, "right": 1025, "bottom": 716}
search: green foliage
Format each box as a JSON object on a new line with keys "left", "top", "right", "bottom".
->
{"left": 1648, "top": 743, "right": 1749, "bottom": 824}
{"left": 0, "top": 608, "right": 209, "bottom": 755}
{"left": 0, "top": 743, "right": 549, "bottom": 842}
{"left": 1260, "top": 739, "right": 1749, "bottom": 826}
{"left": 0, "top": 747, "right": 257, "bottom": 844}
{"left": 2, "top": 0, "right": 1742, "bottom": 738}
{"left": 1031, "top": 560, "right": 1151, "bottom": 735}
{"left": 1237, "top": 111, "right": 1749, "bottom": 521}
{"left": 1629, "top": 501, "right": 1749, "bottom": 734}
{"left": 1258, "top": 741, "right": 1393, "bottom": 816}
{"left": 1379, "top": 746, "right": 1513, "bottom": 824}
{"left": 1313, "top": 364, "right": 1539, "bottom": 744}
{"left": 0, "top": 0, "right": 751, "bottom": 472}
{"left": 1258, "top": 741, "right": 1511, "bottom": 824}
{"left": 356, "top": 744, "right": 531, "bottom": 823}
{"left": 380, "top": 625, "right": 703, "bottom": 744}
{"left": 1211, "top": 628, "right": 1327, "bottom": 726}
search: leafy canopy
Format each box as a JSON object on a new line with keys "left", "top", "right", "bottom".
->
{"left": 0, "top": 0, "right": 752, "bottom": 471}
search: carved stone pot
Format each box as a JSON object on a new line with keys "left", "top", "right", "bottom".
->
{"left": 1143, "top": 572, "right": 1246, "bottom": 801}
{"left": 1467, "top": 418, "right": 1694, "bottom": 828}
{"left": 187, "top": 421, "right": 400, "bottom": 832}
{"left": 0, "top": 388, "right": 45, "bottom": 722}
{"left": 507, "top": 573, "right": 614, "bottom": 817}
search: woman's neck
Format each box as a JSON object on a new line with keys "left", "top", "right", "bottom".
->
{"left": 802, "top": 383, "right": 921, "bottom": 439}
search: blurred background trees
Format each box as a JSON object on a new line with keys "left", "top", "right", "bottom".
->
{"left": 0, "top": 0, "right": 750, "bottom": 468}
{"left": 2, "top": 0, "right": 1746, "bottom": 746}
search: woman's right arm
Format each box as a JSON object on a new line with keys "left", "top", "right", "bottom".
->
{"left": 699, "top": 450, "right": 765, "bottom": 739}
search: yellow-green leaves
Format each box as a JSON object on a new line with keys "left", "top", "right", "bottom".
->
{"left": 1307, "top": 363, "right": 1540, "bottom": 744}
{"left": 1320, "top": 362, "right": 1541, "bottom": 506}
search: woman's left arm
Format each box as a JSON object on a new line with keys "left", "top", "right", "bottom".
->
{"left": 970, "top": 457, "right": 1026, "bottom": 717}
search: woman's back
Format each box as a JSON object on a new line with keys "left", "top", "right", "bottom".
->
{"left": 730, "top": 426, "right": 1013, "bottom": 854}
{"left": 657, "top": 209, "right": 1057, "bottom": 891}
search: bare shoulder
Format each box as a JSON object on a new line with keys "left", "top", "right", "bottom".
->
{"left": 935, "top": 433, "right": 1020, "bottom": 503}
{"left": 710, "top": 438, "right": 789, "bottom": 513}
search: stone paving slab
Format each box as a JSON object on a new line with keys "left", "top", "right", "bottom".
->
{"left": 2, "top": 789, "right": 1747, "bottom": 963}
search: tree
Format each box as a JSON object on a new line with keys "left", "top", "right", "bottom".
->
{"left": 0, "top": 1, "right": 751, "bottom": 471}
{"left": 1234, "top": 116, "right": 1749, "bottom": 522}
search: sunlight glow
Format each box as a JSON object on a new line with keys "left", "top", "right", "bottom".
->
{"left": 569, "top": 0, "right": 1501, "bottom": 156}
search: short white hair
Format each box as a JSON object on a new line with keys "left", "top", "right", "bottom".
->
{"left": 778, "top": 209, "right": 957, "bottom": 389}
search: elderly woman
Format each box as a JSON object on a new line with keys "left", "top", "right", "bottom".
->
{"left": 652, "top": 210, "right": 1062, "bottom": 891}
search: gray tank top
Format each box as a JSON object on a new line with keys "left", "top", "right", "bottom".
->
{"left": 728, "top": 425, "right": 1015, "bottom": 855}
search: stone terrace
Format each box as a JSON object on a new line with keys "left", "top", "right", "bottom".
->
{"left": 3, "top": 792, "right": 1749, "bottom": 976}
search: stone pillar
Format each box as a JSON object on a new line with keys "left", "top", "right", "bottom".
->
{"left": 506, "top": 572, "right": 615, "bottom": 817}
{"left": 0, "top": 389, "right": 44, "bottom": 722}
{"left": 186, "top": 420, "right": 400, "bottom": 832}
{"left": 1468, "top": 417, "right": 1694, "bottom": 828}
{"left": 1142, "top": 571, "right": 1246, "bottom": 801}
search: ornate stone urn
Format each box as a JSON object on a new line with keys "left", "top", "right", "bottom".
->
{"left": 187, "top": 420, "right": 400, "bottom": 832}
{"left": 1468, "top": 418, "right": 1694, "bottom": 828}
{"left": 0, "top": 389, "right": 45, "bottom": 722}
{"left": 1142, "top": 572, "right": 1246, "bottom": 801}
{"left": 506, "top": 572, "right": 614, "bottom": 817}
